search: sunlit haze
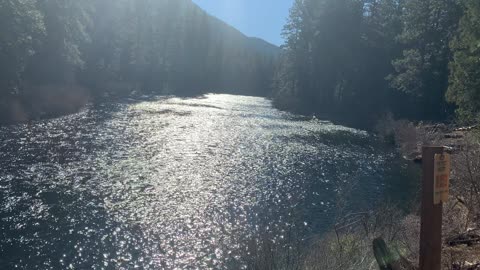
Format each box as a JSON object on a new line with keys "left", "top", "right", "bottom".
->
{"left": 1, "top": 0, "right": 478, "bottom": 268}
{"left": 192, "top": 0, "right": 293, "bottom": 46}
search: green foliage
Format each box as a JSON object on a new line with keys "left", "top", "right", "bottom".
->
{"left": 277, "top": 0, "right": 366, "bottom": 113}
{"left": 0, "top": 0, "right": 45, "bottom": 96}
{"left": 388, "top": 0, "right": 461, "bottom": 119}
{"left": 273, "top": 0, "right": 471, "bottom": 125}
{"left": 447, "top": 0, "right": 480, "bottom": 123}
{"left": 274, "top": 0, "right": 405, "bottom": 124}
{"left": 25, "top": 0, "right": 93, "bottom": 84}
{"left": 4, "top": 0, "right": 479, "bottom": 126}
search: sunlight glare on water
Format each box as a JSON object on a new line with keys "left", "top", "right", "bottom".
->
{"left": 0, "top": 94, "right": 417, "bottom": 269}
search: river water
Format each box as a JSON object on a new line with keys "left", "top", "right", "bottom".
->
{"left": 0, "top": 94, "right": 418, "bottom": 269}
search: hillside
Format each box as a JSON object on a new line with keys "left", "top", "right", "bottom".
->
{"left": 0, "top": 0, "right": 279, "bottom": 124}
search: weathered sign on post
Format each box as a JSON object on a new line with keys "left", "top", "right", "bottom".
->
{"left": 433, "top": 153, "right": 451, "bottom": 205}
{"left": 419, "top": 146, "right": 448, "bottom": 270}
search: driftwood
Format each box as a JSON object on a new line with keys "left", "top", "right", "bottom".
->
{"left": 454, "top": 125, "right": 479, "bottom": 132}
{"left": 452, "top": 262, "right": 480, "bottom": 270}
{"left": 447, "top": 232, "right": 480, "bottom": 247}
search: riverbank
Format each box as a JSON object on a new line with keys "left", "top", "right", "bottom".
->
{"left": 0, "top": 82, "right": 214, "bottom": 125}
{"left": 372, "top": 121, "right": 480, "bottom": 270}
{"left": 3, "top": 91, "right": 477, "bottom": 268}
{"left": 267, "top": 120, "right": 480, "bottom": 270}
{"left": 0, "top": 84, "right": 90, "bottom": 125}
{"left": 390, "top": 121, "right": 480, "bottom": 269}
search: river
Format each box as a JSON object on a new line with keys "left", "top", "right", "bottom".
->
{"left": 0, "top": 94, "right": 418, "bottom": 269}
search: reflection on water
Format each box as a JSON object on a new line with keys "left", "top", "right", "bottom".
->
{"left": 0, "top": 94, "right": 418, "bottom": 269}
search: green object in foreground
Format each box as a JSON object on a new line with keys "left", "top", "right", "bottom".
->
{"left": 373, "top": 238, "right": 401, "bottom": 270}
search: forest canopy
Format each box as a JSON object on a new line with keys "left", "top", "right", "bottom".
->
{"left": 272, "top": 0, "right": 480, "bottom": 126}
{"left": 1, "top": 0, "right": 479, "bottom": 127}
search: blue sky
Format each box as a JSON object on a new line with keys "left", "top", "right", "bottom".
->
{"left": 191, "top": 0, "right": 294, "bottom": 46}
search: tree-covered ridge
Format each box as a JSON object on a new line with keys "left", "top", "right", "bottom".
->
{"left": 273, "top": 0, "right": 479, "bottom": 126}
{"left": 2, "top": 0, "right": 479, "bottom": 126}
{"left": 0, "top": 0, "right": 279, "bottom": 124}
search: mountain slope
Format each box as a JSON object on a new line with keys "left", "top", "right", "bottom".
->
{"left": 0, "top": 0, "right": 280, "bottom": 123}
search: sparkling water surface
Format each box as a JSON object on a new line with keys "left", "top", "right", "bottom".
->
{"left": 0, "top": 94, "right": 417, "bottom": 269}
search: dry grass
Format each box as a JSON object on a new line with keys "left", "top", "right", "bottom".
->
{"left": 441, "top": 131, "right": 480, "bottom": 269}
{"left": 245, "top": 203, "right": 422, "bottom": 270}
{"left": 296, "top": 124, "right": 480, "bottom": 270}
{"left": 300, "top": 206, "right": 421, "bottom": 270}
{"left": 375, "top": 114, "right": 450, "bottom": 160}
{"left": 450, "top": 133, "right": 480, "bottom": 230}
{"left": 443, "top": 245, "right": 480, "bottom": 270}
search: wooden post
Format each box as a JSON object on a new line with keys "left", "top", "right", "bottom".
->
{"left": 419, "top": 146, "right": 444, "bottom": 270}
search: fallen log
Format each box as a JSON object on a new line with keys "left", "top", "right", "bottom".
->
{"left": 447, "top": 232, "right": 480, "bottom": 247}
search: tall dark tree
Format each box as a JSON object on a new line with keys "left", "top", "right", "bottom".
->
{"left": 387, "top": 0, "right": 462, "bottom": 120}
{"left": 447, "top": 0, "right": 480, "bottom": 122}
{"left": 272, "top": 0, "right": 474, "bottom": 127}
{"left": 274, "top": 0, "right": 366, "bottom": 114}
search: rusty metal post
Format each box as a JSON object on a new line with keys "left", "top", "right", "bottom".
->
{"left": 419, "top": 146, "right": 444, "bottom": 270}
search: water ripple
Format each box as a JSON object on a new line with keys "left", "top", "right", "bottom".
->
{"left": 0, "top": 94, "right": 418, "bottom": 269}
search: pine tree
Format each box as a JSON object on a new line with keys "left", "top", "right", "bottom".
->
{"left": 447, "top": 0, "right": 480, "bottom": 122}
{"left": 388, "top": 0, "right": 462, "bottom": 119}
